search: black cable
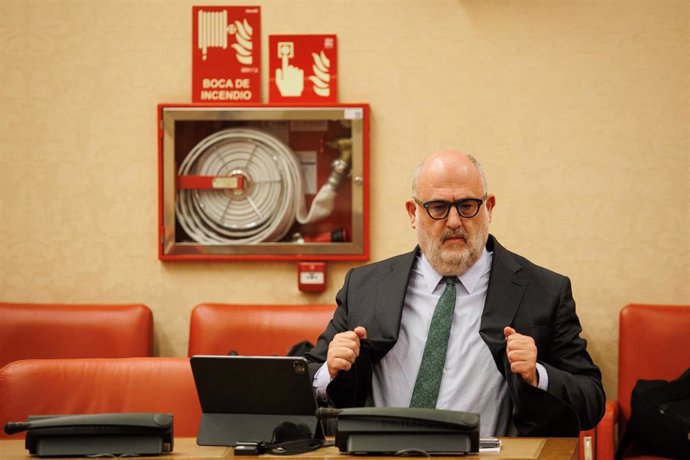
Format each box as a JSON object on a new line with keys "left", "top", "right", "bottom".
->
{"left": 235, "top": 421, "right": 328, "bottom": 456}
{"left": 266, "top": 438, "right": 325, "bottom": 455}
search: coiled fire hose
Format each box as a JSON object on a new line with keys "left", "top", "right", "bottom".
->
{"left": 176, "top": 128, "right": 349, "bottom": 244}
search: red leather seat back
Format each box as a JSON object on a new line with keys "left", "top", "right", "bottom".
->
{"left": 618, "top": 304, "right": 690, "bottom": 425}
{"left": 188, "top": 303, "right": 336, "bottom": 356}
{"left": 0, "top": 357, "right": 201, "bottom": 438}
{"left": 0, "top": 302, "right": 153, "bottom": 369}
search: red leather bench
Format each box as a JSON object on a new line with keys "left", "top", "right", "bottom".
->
{"left": 0, "top": 357, "right": 201, "bottom": 438}
{"left": 188, "top": 303, "right": 335, "bottom": 356}
{"left": 0, "top": 302, "right": 153, "bottom": 369}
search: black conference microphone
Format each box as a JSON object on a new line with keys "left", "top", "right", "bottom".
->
{"left": 4, "top": 413, "right": 173, "bottom": 436}
{"left": 4, "top": 421, "right": 32, "bottom": 435}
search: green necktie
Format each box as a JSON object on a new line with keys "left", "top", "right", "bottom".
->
{"left": 409, "top": 276, "right": 457, "bottom": 408}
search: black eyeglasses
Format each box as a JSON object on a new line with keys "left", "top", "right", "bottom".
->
{"left": 414, "top": 196, "right": 485, "bottom": 220}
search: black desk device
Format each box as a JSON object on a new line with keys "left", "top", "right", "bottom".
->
{"left": 320, "top": 407, "right": 480, "bottom": 455}
{"left": 191, "top": 355, "right": 323, "bottom": 446}
{"left": 3, "top": 413, "right": 173, "bottom": 457}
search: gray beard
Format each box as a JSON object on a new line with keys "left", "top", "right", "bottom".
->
{"left": 419, "top": 227, "right": 487, "bottom": 276}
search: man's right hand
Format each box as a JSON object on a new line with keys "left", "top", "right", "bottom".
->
{"left": 326, "top": 326, "right": 367, "bottom": 379}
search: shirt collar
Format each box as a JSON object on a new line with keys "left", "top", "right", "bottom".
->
{"left": 418, "top": 247, "right": 491, "bottom": 295}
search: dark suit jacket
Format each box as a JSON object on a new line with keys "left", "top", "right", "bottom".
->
{"left": 306, "top": 235, "right": 605, "bottom": 437}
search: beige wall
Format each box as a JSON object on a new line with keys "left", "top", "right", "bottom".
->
{"left": 1, "top": 0, "right": 688, "bottom": 401}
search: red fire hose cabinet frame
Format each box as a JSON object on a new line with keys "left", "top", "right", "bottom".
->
{"left": 158, "top": 103, "right": 370, "bottom": 262}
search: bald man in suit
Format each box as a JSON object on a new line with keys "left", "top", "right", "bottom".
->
{"left": 307, "top": 150, "right": 604, "bottom": 436}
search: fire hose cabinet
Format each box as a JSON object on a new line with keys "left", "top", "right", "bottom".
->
{"left": 158, "top": 104, "right": 370, "bottom": 261}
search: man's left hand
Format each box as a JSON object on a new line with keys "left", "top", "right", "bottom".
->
{"left": 504, "top": 326, "right": 538, "bottom": 387}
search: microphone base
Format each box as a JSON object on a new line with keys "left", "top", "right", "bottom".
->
{"left": 339, "top": 432, "right": 475, "bottom": 456}
{"left": 28, "top": 434, "right": 167, "bottom": 457}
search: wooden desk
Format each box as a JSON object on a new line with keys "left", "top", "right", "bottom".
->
{"left": 0, "top": 437, "right": 578, "bottom": 460}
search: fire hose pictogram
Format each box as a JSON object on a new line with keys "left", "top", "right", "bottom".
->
{"left": 197, "top": 9, "right": 254, "bottom": 64}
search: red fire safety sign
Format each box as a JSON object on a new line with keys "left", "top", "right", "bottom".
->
{"left": 269, "top": 35, "right": 337, "bottom": 103}
{"left": 192, "top": 6, "right": 261, "bottom": 103}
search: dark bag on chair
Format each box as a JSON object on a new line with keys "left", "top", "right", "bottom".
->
{"left": 616, "top": 368, "right": 690, "bottom": 460}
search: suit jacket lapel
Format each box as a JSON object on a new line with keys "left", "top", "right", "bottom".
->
{"left": 480, "top": 236, "right": 528, "bottom": 372}
{"left": 328, "top": 249, "right": 417, "bottom": 407}
{"left": 367, "top": 247, "right": 417, "bottom": 358}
